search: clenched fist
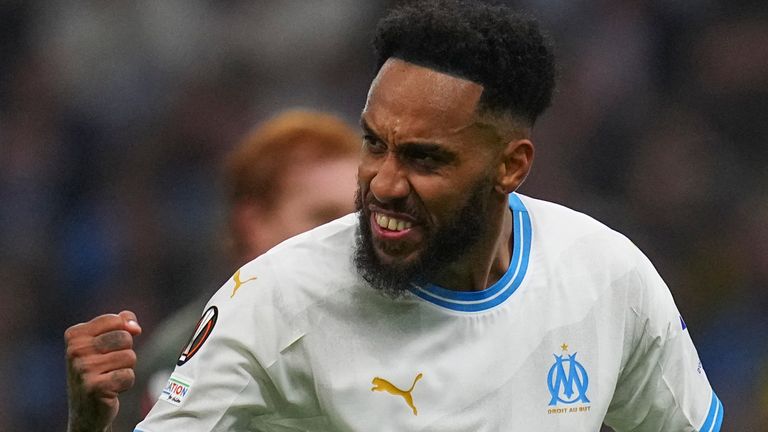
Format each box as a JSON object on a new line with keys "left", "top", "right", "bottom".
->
{"left": 65, "top": 311, "right": 142, "bottom": 432}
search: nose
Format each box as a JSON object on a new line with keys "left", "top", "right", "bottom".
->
{"left": 369, "top": 152, "right": 410, "bottom": 204}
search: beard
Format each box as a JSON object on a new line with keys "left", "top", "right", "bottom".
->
{"left": 353, "top": 177, "right": 493, "bottom": 298}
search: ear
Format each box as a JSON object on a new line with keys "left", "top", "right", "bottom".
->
{"left": 494, "top": 138, "right": 534, "bottom": 194}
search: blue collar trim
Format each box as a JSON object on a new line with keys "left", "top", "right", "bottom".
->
{"left": 410, "top": 193, "right": 532, "bottom": 312}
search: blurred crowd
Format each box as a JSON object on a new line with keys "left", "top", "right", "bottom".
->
{"left": 1, "top": 0, "right": 765, "bottom": 429}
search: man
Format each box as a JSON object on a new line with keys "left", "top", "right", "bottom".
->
{"left": 65, "top": 109, "right": 360, "bottom": 431}
{"left": 66, "top": 1, "right": 722, "bottom": 431}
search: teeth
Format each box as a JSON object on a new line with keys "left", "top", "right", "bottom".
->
{"left": 374, "top": 213, "right": 413, "bottom": 231}
{"left": 377, "top": 214, "right": 389, "bottom": 227}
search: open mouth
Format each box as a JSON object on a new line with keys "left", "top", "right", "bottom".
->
{"left": 366, "top": 210, "right": 425, "bottom": 262}
{"left": 374, "top": 212, "right": 413, "bottom": 232}
{"left": 370, "top": 211, "right": 421, "bottom": 245}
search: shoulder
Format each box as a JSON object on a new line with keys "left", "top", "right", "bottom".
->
{"left": 516, "top": 193, "right": 675, "bottom": 326}
{"left": 264, "top": 212, "right": 359, "bottom": 264}
{"left": 518, "top": 194, "right": 627, "bottom": 240}
{"left": 519, "top": 195, "right": 683, "bottom": 336}
{"left": 260, "top": 212, "right": 359, "bottom": 290}
{"left": 221, "top": 212, "right": 359, "bottom": 303}
{"left": 517, "top": 194, "right": 642, "bottom": 270}
{"left": 192, "top": 213, "right": 359, "bottom": 366}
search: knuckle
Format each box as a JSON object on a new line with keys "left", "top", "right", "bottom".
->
{"left": 110, "top": 349, "right": 137, "bottom": 369}
{"left": 90, "top": 313, "right": 120, "bottom": 325}
{"left": 123, "top": 349, "right": 137, "bottom": 367}
{"left": 112, "top": 368, "right": 136, "bottom": 392}
{"left": 118, "top": 329, "right": 132, "bottom": 341}
{"left": 66, "top": 340, "right": 88, "bottom": 360}
{"left": 124, "top": 368, "right": 136, "bottom": 383}
{"left": 71, "top": 356, "right": 94, "bottom": 375}
{"left": 65, "top": 344, "right": 77, "bottom": 360}
{"left": 69, "top": 357, "right": 83, "bottom": 374}
{"left": 119, "top": 310, "right": 137, "bottom": 321}
{"left": 94, "top": 330, "right": 131, "bottom": 353}
{"left": 64, "top": 322, "right": 86, "bottom": 340}
{"left": 80, "top": 373, "right": 102, "bottom": 394}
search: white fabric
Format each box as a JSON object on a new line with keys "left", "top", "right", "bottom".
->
{"left": 135, "top": 193, "right": 718, "bottom": 432}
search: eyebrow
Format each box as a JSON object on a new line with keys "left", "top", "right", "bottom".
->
{"left": 359, "top": 117, "right": 379, "bottom": 141}
{"left": 359, "top": 117, "right": 457, "bottom": 162}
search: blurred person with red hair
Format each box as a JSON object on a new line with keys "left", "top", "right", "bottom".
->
{"left": 65, "top": 109, "right": 360, "bottom": 431}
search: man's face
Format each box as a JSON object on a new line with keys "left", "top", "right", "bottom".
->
{"left": 355, "top": 58, "right": 501, "bottom": 295}
{"left": 272, "top": 156, "right": 359, "bottom": 240}
{"left": 235, "top": 156, "right": 358, "bottom": 263}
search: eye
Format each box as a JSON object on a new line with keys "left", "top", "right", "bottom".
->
{"left": 410, "top": 150, "right": 437, "bottom": 164}
{"left": 363, "top": 135, "right": 387, "bottom": 154}
{"left": 402, "top": 148, "right": 443, "bottom": 170}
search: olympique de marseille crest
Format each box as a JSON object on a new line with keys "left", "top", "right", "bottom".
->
{"left": 547, "top": 346, "right": 590, "bottom": 406}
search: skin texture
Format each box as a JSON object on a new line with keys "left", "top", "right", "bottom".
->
{"left": 357, "top": 58, "right": 534, "bottom": 291}
{"left": 65, "top": 311, "right": 142, "bottom": 432}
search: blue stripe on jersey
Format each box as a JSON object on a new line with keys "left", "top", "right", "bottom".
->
{"left": 699, "top": 391, "right": 724, "bottom": 432}
{"left": 410, "top": 193, "right": 532, "bottom": 312}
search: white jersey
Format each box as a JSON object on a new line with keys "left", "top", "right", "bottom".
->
{"left": 135, "top": 193, "right": 722, "bottom": 432}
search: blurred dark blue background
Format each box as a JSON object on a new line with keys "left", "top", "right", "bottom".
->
{"left": 1, "top": 1, "right": 765, "bottom": 429}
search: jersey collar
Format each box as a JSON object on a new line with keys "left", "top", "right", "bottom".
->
{"left": 409, "top": 193, "right": 532, "bottom": 312}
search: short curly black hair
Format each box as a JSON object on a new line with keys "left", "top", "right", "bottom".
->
{"left": 373, "top": 0, "right": 555, "bottom": 125}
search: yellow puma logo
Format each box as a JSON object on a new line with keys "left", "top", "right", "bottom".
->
{"left": 230, "top": 269, "right": 257, "bottom": 298}
{"left": 371, "top": 373, "right": 423, "bottom": 415}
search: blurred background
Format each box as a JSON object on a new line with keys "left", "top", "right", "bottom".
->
{"left": 1, "top": 0, "right": 765, "bottom": 429}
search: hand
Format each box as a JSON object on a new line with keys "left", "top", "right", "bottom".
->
{"left": 65, "top": 311, "right": 142, "bottom": 432}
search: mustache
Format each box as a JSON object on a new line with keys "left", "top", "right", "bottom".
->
{"left": 354, "top": 186, "right": 423, "bottom": 219}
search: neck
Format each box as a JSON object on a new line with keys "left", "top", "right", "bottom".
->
{"left": 430, "top": 199, "right": 513, "bottom": 291}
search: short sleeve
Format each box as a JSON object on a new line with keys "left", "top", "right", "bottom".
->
{"left": 134, "top": 265, "right": 280, "bottom": 432}
{"left": 604, "top": 251, "right": 723, "bottom": 432}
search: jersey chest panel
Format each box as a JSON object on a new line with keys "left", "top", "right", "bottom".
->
{"left": 273, "top": 280, "right": 626, "bottom": 432}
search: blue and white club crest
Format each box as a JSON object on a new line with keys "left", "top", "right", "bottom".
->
{"left": 547, "top": 343, "right": 590, "bottom": 406}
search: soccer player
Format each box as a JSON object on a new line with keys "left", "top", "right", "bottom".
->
{"left": 66, "top": 1, "right": 722, "bottom": 431}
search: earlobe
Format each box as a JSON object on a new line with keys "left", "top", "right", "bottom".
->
{"left": 495, "top": 139, "right": 534, "bottom": 194}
